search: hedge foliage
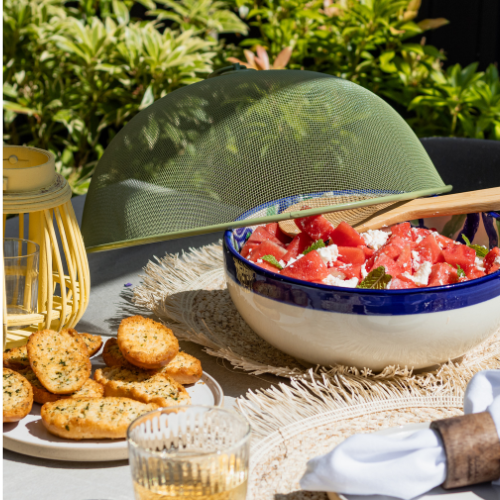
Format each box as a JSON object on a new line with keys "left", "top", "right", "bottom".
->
{"left": 4, "top": 0, "right": 500, "bottom": 193}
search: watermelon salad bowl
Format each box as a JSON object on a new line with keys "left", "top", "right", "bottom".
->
{"left": 223, "top": 193, "right": 500, "bottom": 371}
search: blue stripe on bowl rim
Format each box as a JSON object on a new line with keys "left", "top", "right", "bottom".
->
{"left": 224, "top": 232, "right": 500, "bottom": 316}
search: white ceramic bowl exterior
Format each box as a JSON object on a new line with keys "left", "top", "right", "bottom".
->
{"left": 227, "top": 275, "right": 500, "bottom": 370}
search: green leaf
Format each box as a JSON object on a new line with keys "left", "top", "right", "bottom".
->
{"left": 456, "top": 265, "right": 466, "bottom": 278}
{"left": 303, "top": 239, "right": 326, "bottom": 254}
{"left": 262, "top": 255, "right": 283, "bottom": 270}
{"left": 357, "top": 266, "right": 392, "bottom": 289}
{"left": 461, "top": 234, "right": 488, "bottom": 257}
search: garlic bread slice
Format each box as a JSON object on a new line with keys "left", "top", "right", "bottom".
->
{"left": 3, "top": 345, "right": 30, "bottom": 370}
{"left": 3, "top": 368, "right": 33, "bottom": 422}
{"left": 94, "top": 366, "right": 191, "bottom": 407}
{"left": 19, "top": 368, "right": 104, "bottom": 404}
{"left": 79, "top": 333, "right": 103, "bottom": 357}
{"left": 103, "top": 338, "right": 202, "bottom": 384}
{"left": 117, "top": 316, "right": 179, "bottom": 369}
{"left": 27, "top": 329, "right": 91, "bottom": 394}
{"left": 41, "top": 397, "right": 158, "bottom": 439}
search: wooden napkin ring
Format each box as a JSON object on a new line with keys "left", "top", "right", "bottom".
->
{"left": 430, "top": 411, "right": 500, "bottom": 489}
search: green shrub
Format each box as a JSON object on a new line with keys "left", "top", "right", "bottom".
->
{"left": 3, "top": 0, "right": 500, "bottom": 195}
{"left": 3, "top": 0, "right": 242, "bottom": 194}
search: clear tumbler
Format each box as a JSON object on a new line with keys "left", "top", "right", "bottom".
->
{"left": 127, "top": 406, "right": 251, "bottom": 500}
{"left": 3, "top": 238, "right": 40, "bottom": 326}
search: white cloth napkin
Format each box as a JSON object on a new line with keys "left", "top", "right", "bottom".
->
{"left": 300, "top": 370, "right": 500, "bottom": 499}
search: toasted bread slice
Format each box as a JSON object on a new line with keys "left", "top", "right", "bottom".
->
{"left": 19, "top": 368, "right": 104, "bottom": 404}
{"left": 102, "top": 338, "right": 136, "bottom": 370}
{"left": 41, "top": 397, "right": 159, "bottom": 440}
{"left": 103, "top": 338, "right": 202, "bottom": 384}
{"left": 27, "top": 329, "right": 91, "bottom": 394}
{"left": 117, "top": 316, "right": 179, "bottom": 369}
{"left": 94, "top": 367, "right": 191, "bottom": 407}
{"left": 3, "top": 368, "right": 33, "bottom": 422}
{"left": 3, "top": 345, "right": 30, "bottom": 370}
{"left": 79, "top": 333, "right": 103, "bottom": 357}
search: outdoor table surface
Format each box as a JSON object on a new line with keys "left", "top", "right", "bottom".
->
{"left": 3, "top": 195, "right": 278, "bottom": 500}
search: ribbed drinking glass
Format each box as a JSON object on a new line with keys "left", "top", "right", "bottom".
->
{"left": 3, "top": 238, "right": 40, "bottom": 328}
{"left": 127, "top": 406, "right": 251, "bottom": 500}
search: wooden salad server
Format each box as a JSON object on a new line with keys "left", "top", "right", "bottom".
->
{"left": 353, "top": 186, "right": 500, "bottom": 233}
{"left": 278, "top": 187, "right": 500, "bottom": 237}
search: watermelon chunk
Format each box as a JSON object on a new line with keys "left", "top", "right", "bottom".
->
{"left": 434, "top": 234, "right": 455, "bottom": 249}
{"left": 466, "top": 267, "right": 485, "bottom": 280}
{"left": 246, "top": 226, "right": 284, "bottom": 247}
{"left": 372, "top": 253, "right": 403, "bottom": 277}
{"left": 391, "top": 222, "right": 412, "bottom": 239}
{"left": 249, "top": 241, "right": 287, "bottom": 263}
{"left": 362, "top": 246, "right": 374, "bottom": 258}
{"left": 428, "top": 263, "right": 458, "bottom": 286}
{"left": 295, "top": 214, "right": 335, "bottom": 241}
{"left": 415, "top": 235, "right": 443, "bottom": 264}
{"left": 336, "top": 263, "right": 362, "bottom": 280}
{"left": 411, "top": 227, "right": 431, "bottom": 242}
{"left": 240, "top": 241, "right": 260, "bottom": 259}
{"left": 282, "top": 232, "right": 314, "bottom": 262}
{"left": 379, "top": 235, "right": 409, "bottom": 260}
{"left": 337, "top": 246, "right": 365, "bottom": 265}
{"left": 330, "top": 222, "right": 365, "bottom": 247}
{"left": 396, "top": 245, "right": 412, "bottom": 274}
{"left": 390, "top": 275, "right": 419, "bottom": 289}
{"left": 281, "top": 250, "right": 330, "bottom": 281}
{"left": 442, "top": 244, "right": 476, "bottom": 270}
{"left": 485, "top": 247, "right": 500, "bottom": 274}
{"left": 265, "top": 223, "right": 292, "bottom": 245}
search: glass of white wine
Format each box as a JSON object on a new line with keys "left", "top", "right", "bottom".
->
{"left": 127, "top": 405, "right": 251, "bottom": 500}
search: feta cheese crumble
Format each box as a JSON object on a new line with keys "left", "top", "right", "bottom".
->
{"left": 323, "top": 274, "right": 359, "bottom": 288}
{"left": 362, "top": 229, "right": 390, "bottom": 251}
{"left": 285, "top": 253, "right": 304, "bottom": 267}
{"left": 402, "top": 261, "right": 432, "bottom": 286}
{"left": 495, "top": 255, "right": 500, "bottom": 266}
{"left": 475, "top": 256, "right": 485, "bottom": 272}
{"left": 316, "top": 245, "right": 339, "bottom": 265}
{"left": 411, "top": 250, "right": 421, "bottom": 270}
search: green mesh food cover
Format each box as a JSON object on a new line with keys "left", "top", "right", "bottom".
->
{"left": 82, "top": 69, "right": 450, "bottom": 252}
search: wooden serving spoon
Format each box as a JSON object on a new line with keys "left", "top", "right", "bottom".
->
{"left": 278, "top": 187, "right": 500, "bottom": 237}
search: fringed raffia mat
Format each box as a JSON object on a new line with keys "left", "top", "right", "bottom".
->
{"left": 248, "top": 397, "right": 463, "bottom": 500}
{"left": 134, "top": 241, "right": 500, "bottom": 439}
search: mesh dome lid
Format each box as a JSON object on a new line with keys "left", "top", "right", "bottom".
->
{"left": 81, "top": 69, "right": 449, "bottom": 252}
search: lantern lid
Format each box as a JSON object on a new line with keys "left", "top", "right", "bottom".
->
{"left": 3, "top": 145, "right": 56, "bottom": 193}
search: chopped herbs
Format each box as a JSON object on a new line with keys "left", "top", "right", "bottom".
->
{"left": 357, "top": 266, "right": 392, "bottom": 289}
{"left": 261, "top": 255, "right": 283, "bottom": 270}
{"left": 303, "top": 239, "right": 326, "bottom": 254}
{"left": 457, "top": 265, "right": 466, "bottom": 278}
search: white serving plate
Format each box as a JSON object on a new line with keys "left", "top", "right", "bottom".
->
{"left": 3, "top": 350, "right": 223, "bottom": 462}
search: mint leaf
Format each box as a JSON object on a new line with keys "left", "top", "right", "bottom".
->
{"left": 303, "top": 239, "right": 326, "bottom": 255}
{"left": 356, "top": 266, "right": 392, "bottom": 289}
{"left": 262, "top": 255, "right": 283, "bottom": 270}
{"left": 456, "top": 265, "right": 466, "bottom": 278}
{"left": 461, "top": 234, "right": 488, "bottom": 257}
{"left": 470, "top": 244, "right": 488, "bottom": 258}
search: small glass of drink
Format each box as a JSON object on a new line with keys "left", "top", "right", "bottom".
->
{"left": 127, "top": 405, "right": 251, "bottom": 500}
{"left": 4, "top": 238, "right": 40, "bottom": 325}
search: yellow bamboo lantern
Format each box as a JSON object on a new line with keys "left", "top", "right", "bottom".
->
{"left": 2, "top": 145, "right": 90, "bottom": 348}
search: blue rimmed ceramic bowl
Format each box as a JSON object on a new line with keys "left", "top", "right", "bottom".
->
{"left": 223, "top": 195, "right": 500, "bottom": 370}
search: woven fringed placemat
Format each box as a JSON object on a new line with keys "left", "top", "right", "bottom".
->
{"left": 134, "top": 241, "right": 500, "bottom": 439}
{"left": 247, "top": 396, "right": 463, "bottom": 500}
